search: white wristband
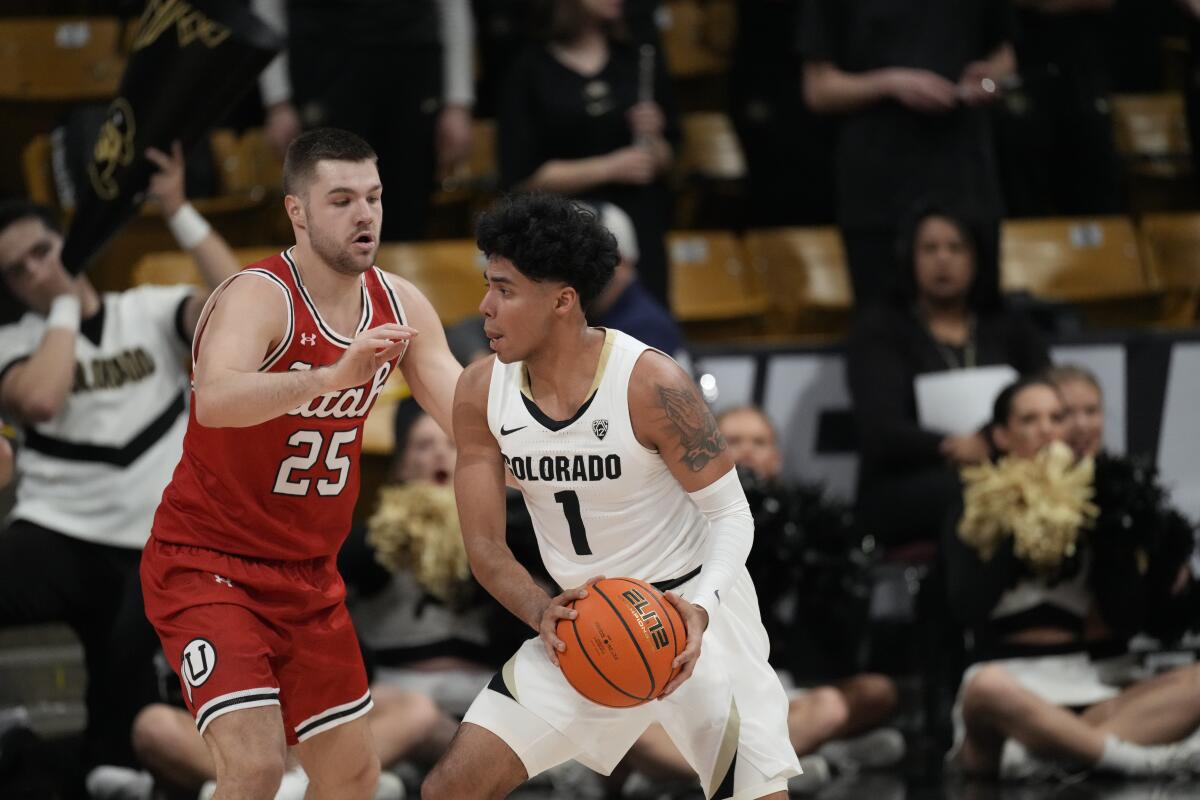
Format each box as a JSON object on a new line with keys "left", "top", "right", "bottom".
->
{"left": 46, "top": 294, "right": 81, "bottom": 332}
{"left": 168, "top": 202, "right": 212, "bottom": 251}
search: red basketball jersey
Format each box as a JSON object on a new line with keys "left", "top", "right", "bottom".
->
{"left": 153, "top": 249, "right": 407, "bottom": 561}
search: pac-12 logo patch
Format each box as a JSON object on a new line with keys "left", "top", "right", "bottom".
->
{"left": 592, "top": 419, "right": 609, "bottom": 440}
{"left": 181, "top": 638, "right": 217, "bottom": 688}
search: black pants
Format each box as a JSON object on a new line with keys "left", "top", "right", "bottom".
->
{"left": 996, "top": 64, "right": 1122, "bottom": 217}
{"left": 290, "top": 43, "right": 441, "bottom": 243}
{"left": 0, "top": 521, "right": 160, "bottom": 768}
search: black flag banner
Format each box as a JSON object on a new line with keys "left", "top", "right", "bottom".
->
{"left": 62, "top": 0, "right": 283, "bottom": 274}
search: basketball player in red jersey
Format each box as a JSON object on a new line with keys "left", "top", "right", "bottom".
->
{"left": 141, "top": 128, "right": 462, "bottom": 800}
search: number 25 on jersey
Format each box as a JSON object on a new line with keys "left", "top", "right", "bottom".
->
{"left": 273, "top": 429, "right": 357, "bottom": 496}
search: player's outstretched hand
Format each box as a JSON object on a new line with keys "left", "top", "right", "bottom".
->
{"left": 327, "top": 323, "right": 417, "bottom": 391}
{"left": 658, "top": 591, "right": 709, "bottom": 699}
{"left": 539, "top": 575, "right": 605, "bottom": 667}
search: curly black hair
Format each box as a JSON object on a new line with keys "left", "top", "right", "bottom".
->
{"left": 475, "top": 193, "right": 618, "bottom": 312}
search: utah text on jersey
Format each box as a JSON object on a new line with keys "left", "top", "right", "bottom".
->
{"left": 285, "top": 361, "right": 393, "bottom": 419}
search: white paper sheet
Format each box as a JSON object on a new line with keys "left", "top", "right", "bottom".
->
{"left": 914, "top": 365, "right": 1018, "bottom": 435}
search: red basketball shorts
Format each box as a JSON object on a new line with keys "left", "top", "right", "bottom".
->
{"left": 141, "top": 538, "right": 371, "bottom": 745}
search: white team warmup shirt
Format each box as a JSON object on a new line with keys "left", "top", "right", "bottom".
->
{"left": 0, "top": 285, "right": 193, "bottom": 549}
{"left": 465, "top": 329, "right": 801, "bottom": 798}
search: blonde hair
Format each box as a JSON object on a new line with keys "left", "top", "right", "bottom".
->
{"left": 1044, "top": 364, "right": 1102, "bottom": 396}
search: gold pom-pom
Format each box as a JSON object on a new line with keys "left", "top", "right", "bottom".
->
{"left": 959, "top": 441, "right": 1099, "bottom": 573}
{"left": 366, "top": 484, "right": 470, "bottom": 605}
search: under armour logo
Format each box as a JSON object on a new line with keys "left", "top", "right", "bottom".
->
{"left": 213, "top": 574, "right": 233, "bottom": 587}
{"left": 300, "top": 333, "right": 316, "bottom": 346}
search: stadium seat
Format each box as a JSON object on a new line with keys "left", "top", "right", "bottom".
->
{"left": 743, "top": 227, "right": 853, "bottom": 337}
{"left": 660, "top": 0, "right": 732, "bottom": 78}
{"left": 1001, "top": 217, "right": 1162, "bottom": 327}
{"left": 677, "top": 112, "right": 746, "bottom": 181}
{"left": 675, "top": 112, "right": 747, "bottom": 228}
{"left": 1139, "top": 213, "right": 1200, "bottom": 326}
{"left": 0, "top": 18, "right": 125, "bottom": 100}
{"left": 375, "top": 240, "right": 487, "bottom": 327}
{"left": 208, "top": 128, "right": 283, "bottom": 197}
{"left": 668, "top": 231, "right": 766, "bottom": 332}
{"left": 1110, "top": 93, "right": 1191, "bottom": 178}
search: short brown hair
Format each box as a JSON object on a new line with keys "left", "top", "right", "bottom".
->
{"left": 282, "top": 128, "right": 377, "bottom": 196}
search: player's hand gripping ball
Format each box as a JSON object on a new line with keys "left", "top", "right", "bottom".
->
{"left": 556, "top": 577, "right": 687, "bottom": 707}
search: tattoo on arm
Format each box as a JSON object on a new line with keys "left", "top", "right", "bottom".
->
{"left": 657, "top": 384, "right": 726, "bottom": 472}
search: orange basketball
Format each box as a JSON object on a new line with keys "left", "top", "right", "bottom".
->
{"left": 556, "top": 577, "right": 687, "bottom": 708}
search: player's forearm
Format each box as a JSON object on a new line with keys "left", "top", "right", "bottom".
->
{"left": 4, "top": 328, "right": 77, "bottom": 423}
{"left": 194, "top": 364, "right": 335, "bottom": 428}
{"left": 187, "top": 229, "right": 241, "bottom": 291}
{"left": 522, "top": 157, "right": 614, "bottom": 195}
{"left": 437, "top": 0, "right": 475, "bottom": 107}
{"left": 689, "top": 468, "right": 755, "bottom": 618}
{"left": 803, "top": 62, "right": 894, "bottom": 114}
{"left": 466, "top": 535, "right": 552, "bottom": 631}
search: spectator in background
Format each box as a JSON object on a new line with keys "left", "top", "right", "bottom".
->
{"left": 996, "top": 0, "right": 1121, "bottom": 217}
{"left": 800, "top": 0, "right": 1015, "bottom": 305}
{"left": 731, "top": 0, "right": 835, "bottom": 227}
{"left": 0, "top": 146, "right": 241, "bottom": 790}
{"left": 498, "top": 0, "right": 681, "bottom": 306}
{"left": 251, "top": 0, "right": 475, "bottom": 241}
{"left": 585, "top": 202, "right": 688, "bottom": 363}
{"left": 1046, "top": 364, "right": 1105, "bottom": 459}
{"left": 847, "top": 206, "right": 1050, "bottom": 548}
{"left": 945, "top": 377, "right": 1200, "bottom": 780}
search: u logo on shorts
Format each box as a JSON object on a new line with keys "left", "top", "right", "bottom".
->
{"left": 182, "top": 638, "right": 217, "bottom": 687}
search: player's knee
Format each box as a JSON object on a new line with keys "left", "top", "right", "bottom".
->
{"left": 962, "top": 665, "right": 1017, "bottom": 716}
{"left": 806, "top": 686, "right": 850, "bottom": 732}
{"left": 342, "top": 751, "right": 382, "bottom": 797}
{"left": 857, "top": 673, "right": 900, "bottom": 717}
{"left": 130, "top": 704, "right": 181, "bottom": 763}
{"left": 218, "top": 742, "right": 287, "bottom": 791}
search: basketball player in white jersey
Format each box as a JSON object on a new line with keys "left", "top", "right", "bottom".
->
{"left": 421, "top": 194, "right": 801, "bottom": 800}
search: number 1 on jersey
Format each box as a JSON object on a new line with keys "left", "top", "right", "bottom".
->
{"left": 554, "top": 490, "right": 592, "bottom": 556}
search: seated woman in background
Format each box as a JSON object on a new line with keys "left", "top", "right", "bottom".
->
{"left": 497, "top": 0, "right": 681, "bottom": 306}
{"left": 1046, "top": 364, "right": 1104, "bottom": 460}
{"left": 847, "top": 205, "right": 1051, "bottom": 548}
{"left": 945, "top": 377, "right": 1200, "bottom": 781}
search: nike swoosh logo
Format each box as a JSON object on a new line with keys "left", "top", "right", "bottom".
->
{"left": 500, "top": 425, "right": 527, "bottom": 436}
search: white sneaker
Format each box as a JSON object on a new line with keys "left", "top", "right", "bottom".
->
{"left": 818, "top": 727, "right": 906, "bottom": 772}
{"left": 85, "top": 765, "right": 154, "bottom": 800}
{"left": 998, "top": 740, "right": 1076, "bottom": 781}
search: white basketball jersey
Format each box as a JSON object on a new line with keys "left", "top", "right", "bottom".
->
{"left": 486, "top": 329, "right": 708, "bottom": 590}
